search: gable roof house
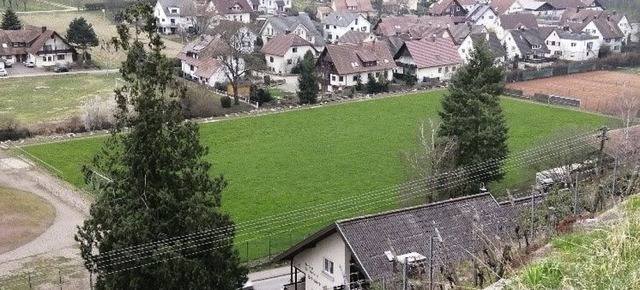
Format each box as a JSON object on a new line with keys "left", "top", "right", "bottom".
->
{"left": 261, "top": 34, "right": 317, "bottom": 74}
{"left": 373, "top": 15, "right": 455, "bottom": 37}
{"left": 503, "top": 28, "right": 550, "bottom": 62}
{"left": 394, "top": 37, "right": 462, "bottom": 82}
{"left": 449, "top": 23, "right": 487, "bottom": 44}
{"left": 274, "top": 193, "right": 520, "bottom": 290}
{"left": 519, "top": 0, "right": 556, "bottom": 17}
{"left": 490, "top": 0, "right": 524, "bottom": 15}
{"left": 457, "top": 0, "right": 479, "bottom": 12}
{"left": 495, "top": 12, "right": 539, "bottom": 40}
{"left": 330, "top": 0, "right": 375, "bottom": 17}
{"left": 252, "top": 0, "right": 292, "bottom": 14}
{"left": 177, "top": 35, "right": 237, "bottom": 87}
{"left": 458, "top": 32, "right": 507, "bottom": 64}
{"left": 428, "top": 0, "right": 468, "bottom": 20}
{"left": 543, "top": 28, "right": 599, "bottom": 60}
{"left": 154, "top": 0, "right": 196, "bottom": 34}
{"left": 206, "top": 20, "right": 259, "bottom": 54}
{"left": 322, "top": 11, "right": 372, "bottom": 44}
{"left": 464, "top": 4, "right": 498, "bottom": 27}
{"left": 580, "top": 17, "right": 624, "bottom": 53}
{"left": 0, "top": 26, "right": 76, "bottom": 68}
{"left": 207, "top": 0, "right": 253, "bottom": 23}
{"left": 562, "top": 9, "right": 632, "bottom": 45}
{"left": 337, "top": 30, "right": 376, "bottom": 44}
{"left": 316, "top": 41, "right": 396, "bottom": 91}
{"left": 259, "top": 13, "right": 326, "bottom": 50}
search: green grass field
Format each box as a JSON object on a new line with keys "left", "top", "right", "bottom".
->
{"left": 20, "top": 92, "right": 615, "bottom": 260}
{"left": 0, "top": 1, "right": 64, "bottom": 12}
{"left": 0, "top": 73, "right": 118, "bottom": 125}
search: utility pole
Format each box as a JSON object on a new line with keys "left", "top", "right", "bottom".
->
{"left": 597, "top": 126, "right": 609, "bottom": 176}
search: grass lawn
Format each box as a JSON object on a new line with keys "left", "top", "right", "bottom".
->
{"left": 19, "top": 11, "right": 184, "bottom": 69}
{"left": 0, "top": 73, "right": 118, "bottom": 125}
{"left": 0, "top": 187, "right": 55, "bottom": 254}
{"left": 20, "top": 92, "right": 615, "bottom": 260}
{"left": 267, "top": 87, "right": 291, "bottom": 97}
{"left": 0, "top": 1, "right": 63, "bottom": 12}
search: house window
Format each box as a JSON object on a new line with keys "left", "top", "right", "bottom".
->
{"left": 355, "top": 19, "right": 358, "bottom": 25}
{"left": 455, "top": 6, "right": 460, "bottom": 11}
{"left": 452, "top": 66, "right": 456, "bottom": 71}
{"left": 339, "top": 76, "right": 344, "bottom": 81}
{"left": 438, "top": 67, "right": 442, "bottom": 73}
{"left": 292, "top": 47, "right": 297, "bottom": 53}
{"left": 57, "top": 55, "right": 65, "bottom": 60}
{"left": 571, "top": 42, "right": 576, "bottom": 47}
{"left": 614, "top": 45, "right": 620, "bottom": 51}
{"left": 323, "top": 258, "right": 334, "bottom": 275}
{"left": 270, "top": 56, "right": 274, "bottom": 63}
{"left": 331, "top": 75, "right": 336, "bottom": 81}
{"left": 42, "top": 56, "right": 46, "bottom": 62}
{"left": 605, "top": 39, "right": 611, "bottom": 43}
{"left": 287, "top": 59, "right": 292, "bottom": 64}
{"left": 489, "top": 15, "right": 494, "bottom": 19}
{"left": 190, "top": 64, "right": 194, "bottom": 71}
{"left": 353, "top": 76, "right": 358, "bottom": 81}
{"left": 170, "top": 18, "right": 175, "bottom": 24}
{"left": 445, "top": 67, "right": 449, "bottom": 73}
{"left": 325, "top": 25, "right": 329, "bottom": 29}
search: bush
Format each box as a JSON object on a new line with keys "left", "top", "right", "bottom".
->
{"left": 404, "top": 75, "right": 418, "bottom": 87}
{"left": 182, "top": 93, "right": 217, "bottom": 118}
{"left": 83, "top": 96, "right": 115, "bottom": 131}
{"left": 263, "top": 75, "right": 271, "bottom": 85}
{"left": 220, "top": 96, "right": 232, "bottom": 108}
{"left": 250, "top": 86, "right": 273, "bottom": 106}
{"left": 214, "top": 82, "right": 228, "bottom": 92}
{"left": 290, "top": 62, "right": 303, "bottom": 74}
{"left": 0, "top": 114, "right": 31, "bottom": 141}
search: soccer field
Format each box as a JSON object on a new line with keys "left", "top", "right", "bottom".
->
{"left": 20, "top": 91, "right": 614, "bottom": 260}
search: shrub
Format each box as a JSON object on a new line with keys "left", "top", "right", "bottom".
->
{"left": 83, "top": 96, "right": 115, "bottom": 131}
{"left": 404, "top": 75, "right": 418, "bottom": 87}
{"left": 220, "top": 96, "right": 232, "bottom": 108}
{"left": 250, "top": 87, "right": 273, "bottom": 106}
{"left": 263, "top": 75, "right": 271, "bottom": 85}
{"left": 214, "top": 82, "right": 228, "bottom": 92}
{"left": 182, "top": 93, "right": 217, "bottom": 118}
{"left": 290, "top": 63, "right": 303, "bottom": 74}
{"left": 0, "top": 113, "right": 31, "bottom": 141}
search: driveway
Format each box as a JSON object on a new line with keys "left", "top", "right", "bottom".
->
{"left": 3, "top": 63, "right": 46, "bottom": 76}
{"left": 1, "top": 65, "right": 119, "bottom": 78}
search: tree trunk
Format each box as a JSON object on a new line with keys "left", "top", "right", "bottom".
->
{"left": 233, "top": 81, "right": 239, "bottom": 105}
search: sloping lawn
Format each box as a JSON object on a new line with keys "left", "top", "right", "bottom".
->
{"left": 20, "top": 92, "right": 614, "bottom": 259}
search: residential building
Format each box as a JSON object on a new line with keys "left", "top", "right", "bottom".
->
{"left": 336, "top": 30, "right": 376, "bottom": 44}
{"left": 0, "top": 26, "right": 76, "bottom": 68}
{"left": 464, "top": 4, "right": 497, "bottom": 27}
{"left": 261, "top": 34, "right": 317, "bottom": 74}
{"left": 543, "top": 28, "right": 599, "bottom": 60}
{"left": 373, "top": 15, "right": 455, "bottom": 37}
{"left": 330, "top": 0, "right": 374, "bottom": 17}
{"left": 317, "top": 41, "right": 396, "bottom": 91}
{"left": 458, "top": 32, "right": 507, "bottom": 64}
{"left": 429, "top": 0, "right": 467, "bottom": 17}
{"left": 449, "top": 23, "right": 487, "bottom": 44}
{"left": 519, "top": 0, "right": 555, "bottom": 17}
{"left": 503, "top": 28, "right": 550, "bottom": 60}
{"left": 581, "top": 18, "right": 624, "bottom": 53}
{"left": 252, "top": 0, "right": 292, "bottom": 14}
{"left": 543, "top": 0, "right": 589, "bottom": 18}
{"left": 207, "top": 0, "right": 253, "bottom": 23}
{"left": 316, "top": 6, "right": 333, "bottom": 21}
{"left": 259, "top": 13, "right": 326, "bottom": 50}
{"left": 177, "top": 34, "right": 244, "bottom": 87}
{"left": 274, "top": 193, "right": 521, "bottom": 290}
{"left": 458, "top": 0, "right": 479, "bottom": 12}
{"left": 382, "top": 0, "right": 419, "bottom": 11}
{"left": 495, "top": 13, "right": 539, "bottom": 40}
{"left": 490, "top": 0, "right": 524, "bottom": 15}
{"left": 562, "top": 9, "right": 632, "bottom": 44}
{"left": 154, "top": 0, "right": 195, "bottom": 34}
{"left": 207, "top": 20, "right": 259, "bottom": 54}
{"left": 322, "top": 11, "right": 371, "bottom": 44}
{"left": 395, "top": 37, "right": 462, "bottom": 81}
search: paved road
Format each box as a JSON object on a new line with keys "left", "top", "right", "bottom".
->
{"left": 1, "top": 68, "right": 119, "bottom": 78}
{"left": 248, "top": 266, "right": 291, "bottom": 290}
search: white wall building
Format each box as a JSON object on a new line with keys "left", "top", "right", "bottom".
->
{"left": 254, "top": 0, "right": 292, "bottom": 14}
{"left": 581, "top": 18, "right": 624, "bottom": 53}
{"left": 154, "top": 0, "right": 195, "bottom": 34}
{"left": 544, "top": 29, "right": 599, "bottom": 61}
{"left": 395, "top": 38, "right": 462, "bottom": 81}
{"left": 261, "top": 34, "right": 317, "bottom": 74}
{"left": 322, "top": 11, "right": 371, "bottom": 44}
{"left": 0, "top": 27, "right": 76, "bottom": 68}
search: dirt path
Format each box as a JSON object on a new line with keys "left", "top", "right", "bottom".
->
{"left": 0, "top": 150, "right": 90, "bottom": 289}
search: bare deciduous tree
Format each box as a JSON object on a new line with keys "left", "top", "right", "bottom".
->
{"left": 182, "top": 0, "right": 218, "bottom": 35}
{"left": 211, "top": 27, "right": 259, "bottom": 105}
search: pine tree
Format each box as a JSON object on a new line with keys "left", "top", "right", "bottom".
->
{"left": 1, "top": 8, "right": 22, "bottom": 30}
{"left": 297, "top": 50, "right": 319, "bottom": 104}
{"left": 437, "top": 40, "right": 508, "bottom": 197}
{"left": 66, "top": 17, "right": 99, "bottom": 64}
{"left": 74, "top": 3, "right": 247, "bottom": 289}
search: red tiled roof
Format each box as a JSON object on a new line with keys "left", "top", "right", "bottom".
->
{"left": 260, "top": 34, "right": 314, "bottom": 56}
{"left": 401, "top": 37, "right": 461, "bottom": 68}
{"left": 332, "top": 0, "right": 373, "bottom": 13}
{"left": 374, "top": 15, "right": 454, "bottom": 37}
{"left": 324, "top": 41, "right": 396, "bottom": 75}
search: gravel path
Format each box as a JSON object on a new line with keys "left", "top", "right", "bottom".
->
{"left": 0, "top": 150, "right": 90, "bottom": 288}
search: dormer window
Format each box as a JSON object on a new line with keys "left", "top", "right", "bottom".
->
{"left": 531, "top": 44, "right": 541, "bottom": 49}
{"left": 170, "top": 8, "right": 178, "bottom": 13}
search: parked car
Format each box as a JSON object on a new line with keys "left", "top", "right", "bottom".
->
{"left": 53, "top": 66, "right": 69, "bottom": 73}
{"left": 23, "top": 60, "right": 35, "bottom": 68}
{"left": 0, "top": 68, "right": 7, "bottom": 76}
{"left": 3, "top": 58, "right": 13, "bottom": 67}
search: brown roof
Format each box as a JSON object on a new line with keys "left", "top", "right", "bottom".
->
{"left": 499, "top": 13, "right": 539, "bottom": 30}
{"left": 0, "top": 27, "right": 74, "bottom": 56}
{"left": 206, "top": 20, "right": 260, "bottom": 36}
{"left": 337, "top": 30, "right": 375, "bottom": 44}
{"left": 323, "top": 41, "right": 396, "bottom": 75}
{"left": 546, "top": 0, "right": 587, "bottom": 9}
{"left": 177, "top": 34, "right": 230, "bottom": 78}
{"left": 591, "top": 18, "right": 624, "bottom": 39}
{"left": 429, "top": 0, "right": 463, "bottom": 15}
{"left": 260, "top": 34, "right": 314, "bottom": 56}
{"left": 398, "top": 37, "right": 461, "bottom": 68}
{"left": 331, "top": 0, "right": 373, "bottom": 13}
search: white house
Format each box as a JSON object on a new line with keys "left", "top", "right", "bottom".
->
{"left": 177, "top": 35, "right": 244, "bottom": 87}
{"left": 581, "top": 18, "right": 624, "bottom": 53}
{"left": 317, "top": 41, "right": 396, "bottom": 91}
{"left": 259, "top": 13, "right": 326, "bottom": 50}
{"left": 490, "top": 0, "right": 524, "bottom": 15}
{"left": 544, "top": 29, "right": 599, "bottom": 61}
{"left": 458, "top": 32, "right": 507, "bottom": 64}
{"left": 253, "top": 0, "right": 292, "bottom": 14}
{"left": 207, "top": 20, "right": 259, "bottom": 54}
{"left": 207, "top": 0, "right": 253, "bottom": 23}
{"left": 322, "top": 11, "right": 371, "bottom": 44}
{"left": 0, "top": 27, "right": 76, "bottom": 68}
{"left": 464, "top": 4, "right": 497, "bottom": 27}
{"left": 154, "top": 0, "right": 195, "bottom": 34}
{"left": 495, "top": 13, "right": 539, "bottom": 40}
{"left": 503, "top": 28, "right": 550, "bottom": 60}
{"left": 261, "top": 34, "right": 317, "bottom": 74}
{"left": 395, "top": 37, "right": 462, "bottom": 81}
{"left": 274, "top": 193, "right": 520, "bottom": 290}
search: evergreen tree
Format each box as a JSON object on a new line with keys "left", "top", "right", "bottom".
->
{"left": 1, "top": 8, "right": 22, "bottom": 30}
{"left": 75, "top": 3, "right": 247, "bottom": 289}
{"left": 297, "top": 50, "right": 319, "bottom": 104}
{"left": 66, "top": 17, "right": 99, "bottom": 63}
{"left": 437, "top": 41, "right": 508, "bottom": 197}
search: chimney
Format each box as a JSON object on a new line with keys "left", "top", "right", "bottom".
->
{"left": 41, "top": 26, "right": 47, "bottom": 32}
